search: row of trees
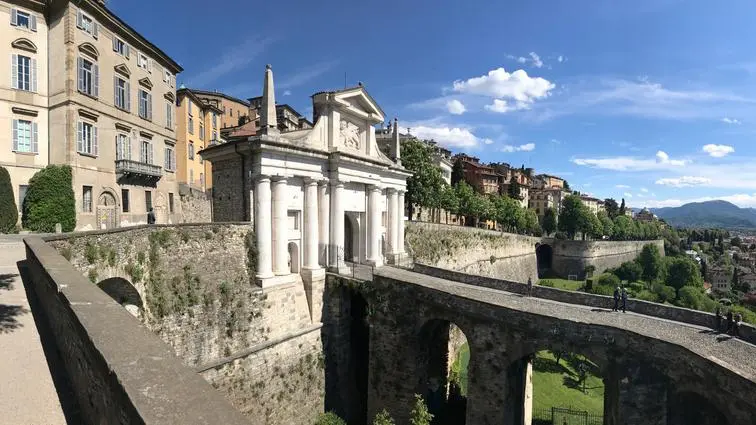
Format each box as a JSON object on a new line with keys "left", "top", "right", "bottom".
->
{"left": 314, "top": 394, "right": 433, "bottom": 425}
{"left": 554, "top": 194, "right": 666, "bottom": 241}
{"left": 0, "top": 165, "right": 76, "bottom": 234}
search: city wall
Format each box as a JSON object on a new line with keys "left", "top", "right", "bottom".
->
{"left": 548, "top": 238, "right": 666, "bottom": 279}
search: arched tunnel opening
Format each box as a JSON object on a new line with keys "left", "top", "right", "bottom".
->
{"left": 418, "top": 320, "right": 469, "bottom": 425}
{"left": 97, "top": 277, "right": 143, "bottom": 317}
{"left": 668, "top": 391, "right": 730, "bottom": 425}
{"left": 536, "top": 244, "right": 553, "bottom": 279}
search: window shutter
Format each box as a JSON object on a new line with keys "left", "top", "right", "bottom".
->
{"left": 30, "top": 14, "right": 37, "bottom": 32}
{"left": 113, "top": 75, "right": 118, "bottom": 106}
{"left": 125, "top": 44, "right": 130, "bottom": 59}
{"left": 30, "top": 58, "right": 37, "bottom": 92}
{"left": 147, "top": 93, "right": 152, "bottom": 120}
{"left": 127, "top": 136, "right": 132, "bottom": 160}
{"left": 77, "top": 57, "right": 83, "bottom": 92}
{"left": 93, "top": 63, "right": 99, "bottom": 97}
{"left": 31, "top": 122, "right": 38, "bottom": 153}
{"left": 76, "top": 9, "right": 83, "bottom": 29}
{"left": 92, "top": 22, "right": 99, "bottom": 38}
{"left": 12, "top": 120, "right": 18, "bottom": 151}
{"left": 11, "top": 54, "right": 18, "bottom": 89}
{"left": 76, "top": 122, "right": 83, "bottom": 153}
{"left": 10, "top": 8, "right": 17, "bottom": 26}
{"left": 116, "top": 135, "right": 121, "bottom": 159}
{"left": 148, "top": 59, "right": 153, "bottom": 73}
{"left": 93, "top": 126, "right": 99, "bottom": 156}
{"left": 112, "top": 37, "right": 118, "bottom": 52}
{"left": 164, "top": 147, "right": 169, "bottom": 169}
{"left": 125, "top": 81, "right": 131, "bottom": 111}
{"left": 149, "top": 143, "right": 153, "bottom": 164}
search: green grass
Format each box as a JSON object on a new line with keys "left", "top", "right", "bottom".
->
{"left": 539, "top": 278, "right": 585, "bottom": 291}
{"left": 453, "top": 347, "right": 603, "bottom": 414}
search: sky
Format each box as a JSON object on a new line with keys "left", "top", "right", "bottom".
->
{"left": 110, "top": 0, "right": 756, "bottom": 209}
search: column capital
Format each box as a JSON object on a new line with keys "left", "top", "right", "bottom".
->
{"left": 331, "top": 180, "right": 345, "bottom": 188}
{"left": 254, "top": 174, "right": 271, "bottom": 183}
{"left": 387, "top": 187, "right": 398, "bottom": 194}
{"left": 318, "top": 179, "right": 330, "bottom": 187}
{"left": 367, "top": 184, "right": 383, "bottom": 193}
{"left": 303, "top": 177, "right": 321, "bottom": 186}
{"left": 271, "top": 175, "right": 288, "bottom": 183}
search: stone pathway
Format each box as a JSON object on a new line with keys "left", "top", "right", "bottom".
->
{"left": 0, "top": 235, "right": 68, "bottom": 424}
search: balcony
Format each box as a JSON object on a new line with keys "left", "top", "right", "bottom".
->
{"left": 115, "top": 159, "right": 162, "bottom": 187}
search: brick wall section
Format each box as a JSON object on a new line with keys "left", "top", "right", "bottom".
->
{"left": 22, "top": 236, "right": 249, "bottom": 425}
{"left": 178, "top": 189, "right": 212, "bottom": 223}
{"left": 413, "top": 263, "right": 756, "bottom": 345}
{"left": 211, "top": 157, "right": 247, "bottom": 222}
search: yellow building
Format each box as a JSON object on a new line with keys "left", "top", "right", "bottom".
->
{"left": 176, "top": 88, "right": 221, "bottom": 192}
{"left": 190, "top": 89, "right": 249, "bottom": 129}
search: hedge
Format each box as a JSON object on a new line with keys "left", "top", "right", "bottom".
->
{"left": 22, "top": 165, "right": 76, "bottom": 232}
{"left": 0, "top": 166, "right": 18, "bottom": 233}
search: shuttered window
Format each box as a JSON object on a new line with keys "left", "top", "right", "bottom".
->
{"left": 76, "top": 9, "right": 98, "bottom": 38}
{"left": 10, "top": 8, "right": 37, "bottom": 31}
{"left": 11, "top": 119, "right": 37, "bottom": 153}
{"left": 140, "top": 140, "right": 153, "bottom": 164}
{"left": 77, "top": 56, "right": 98, "bottom": 97}
{"left": 76, "top": 121, "right": 98, "bottom": 156}
{"left": 164, "top": 146, "right": 176, "bottom": 171}
{"left": 116, "top": 134, "right": 131, "bottom": 160}
{"left": 114, "top": 75, "right": 130, "bottom": 110}
{"left": 11, "top": 54, "right": 36, "bottom": 92}
{"left": 112, "top": 37, "right": 129, "bottom": 58}
{"left": 138, "top": 89, "right": 152, "bottom": 120}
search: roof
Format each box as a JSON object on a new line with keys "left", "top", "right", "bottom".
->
{"left": 310, "top": 85, "right": 386, "bottom": 118}
{"left": 188, "top": 89, "right": 250, "bottom": 107}
{"left": 176, "top": 88, "right": 223, "bottom": 114}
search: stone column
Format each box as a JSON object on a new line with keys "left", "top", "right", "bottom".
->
{"left": 465, "top": 339, "right": 508, "bottom": 424}
{"left": 329, "top": 181, "right": 344, "bottom": 268}
{"left": 318, "top": 181, "right": 330, "bottom": 267}
{"left": 254, "top": 176, "right": 273, "bottom": 279}
{"left": 367, "top": 185, "right": 383, "bottom": 266}
{"left": 502, "top": 355, "right": 534, "bottom": 425}
{"left": 272, "top": 177, "right": 289, "bottom": 276}
{"left": 303, "top": 179, "right": 319, "bottom": 269}
{"left": 605, "top": 358, "right": 668, "bottom": 425}
{"left": 387, "top": 188, "right": 399, "bottom": 254}
{"left": 397, "top": 190, "right": 406, "bottom": 254}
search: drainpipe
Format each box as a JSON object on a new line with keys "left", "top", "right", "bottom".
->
{"left": 234, "top": 143, "right": 247, "bottom": 221}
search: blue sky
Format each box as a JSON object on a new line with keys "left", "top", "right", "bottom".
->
{"left": 111, "top": 0, "right": 756, "bottom": 208}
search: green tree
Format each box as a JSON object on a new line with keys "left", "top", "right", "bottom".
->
{"left": 0, "top": 166, "right": 18, "bottom": 233}
{"left": 604, "top": 198, "right": 619, "bottom": 218}
{"left": 456, "top": 182, "right": 487, "bottom": 226}
{"left": 731, "top": 236, "right": 742, "bottom": 249}
{"left": 409, "top": 394, "right": 434, "bottom": 425}
{"left": 542, "top": 207, "right": 557, "bottom": 236}
{"left": 22, "top": 165, "right": 76, "bottom": 232}
{"left": 507, "top": 174, "right": 521, "bottom": 200}
{"left": 401, "top": 139, "right": 445, "bottom": 210}
{"left": 493, "top": 195, "right": 523, "bottom": 232}
{"left": 563, "top": 180, "right": 571, "bottom": 191}
{"left": 665, "top": 257, "right": 703, "bottom": 294}
{"left": 439, "top": 185, "right": 459, "bottom": 223}
{"left": 588, "top": 212, "right": 603, "bottom": 239}
{"left": 619, "top": 198, "right": 626, "bottom": 216}
{"left": 451, "top": 157, "right": 465, "bottom": 186}
{"left": 558, "top": 194, "right": 591, "bottom": 239}
{"left": 524, "top": 208, "right": 541, "bottom": 235}
{"left": 615, "top": 261, "right": 643, "bottom": 282}
{"left": 612, "top": 215, "right": 633, "bottom": 240}
{"left": 314, "top": 412, "right": 346, "bottom": 425}
{"left": 599, "top": 213, "right": 614, "bottom": 238}
{"left": 638, "top": 244, "right": 664, "bottom": 283}
{"left": 373, "top": 410, "right": 396, "bottom": 425}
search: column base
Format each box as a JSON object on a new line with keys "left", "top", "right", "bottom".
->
{"left": 301, "top": 267, "right": 326, "bottom": 323}
{"left": 385, "top": 252, "right": 412, "bottom": 267}
{"left": 256, "top": 273, "right": 297, "bottom": 289}
{"left": 366, "top": 258, "right": 384, "bottom": 268}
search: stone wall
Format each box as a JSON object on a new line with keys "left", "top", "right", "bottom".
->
{"left": 406, "top": 222, "right": 539, "bottom": 283}
{"left": 22, "top": 236, "right": 249, "bottom": 425}
{"left": 549, "top": 238, "right": 666, "bottom": 279}
{"left": 211, "top": 157, "right": 248, "bottom": 222}
{"left": 178, "top": 186, "right": 213, "bottom": 223}
{"left": 45, "top": 224, "right": 327, "bottom": 425}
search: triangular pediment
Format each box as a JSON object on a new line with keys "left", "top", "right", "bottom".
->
{"left": 11, "top": 38, "right": 37, "bottom": 53}
{"left": 139, "top": 77, "right": 153, "bottom": 89}
{"left": 114, "top": 63, "right": 131, "bottom": 77}
{"left": 334, "top": 87, "right": 385, "bottom": 122}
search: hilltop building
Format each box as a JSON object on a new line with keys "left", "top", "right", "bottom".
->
{"left": 176, "top": 88, "right": 222, "bottom": 193}
{"left": 247, "top": 96, "right": 312, "bottom": 133}
{"left": 190, "top": 89, "right": 249, "bottom": 129}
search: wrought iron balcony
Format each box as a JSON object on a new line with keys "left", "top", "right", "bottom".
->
{"left": 115, "top": 159, "right": 162, "bottom": 186}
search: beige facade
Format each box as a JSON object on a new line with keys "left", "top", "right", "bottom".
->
{"left": 529, "top": 190, "right": 555, "bottom": 217}
{"left": 0, "top": 1, "right": 49, "bottom": 219}
{"left": 580, "top": 196, "right": 600, "bottom": 215}
{"left": 176, "top": 88, "right": 220, "bottom": 192}
{"left": 191, "top": 89, "right": 249, "bottom": 129}
{"left": 43, "top": 0, "right": 183, "bottom": 230}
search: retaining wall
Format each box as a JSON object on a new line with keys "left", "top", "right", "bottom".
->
{"left": 549, "top": 238, "right": 666, "bottom": 279}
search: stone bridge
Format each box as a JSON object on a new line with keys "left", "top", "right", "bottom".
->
{"left": 342, "top": 267, "right": 756, "bottom": 425}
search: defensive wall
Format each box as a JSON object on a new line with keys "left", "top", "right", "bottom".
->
{"left": 546, "top": 237, "right": 666, "bottom": 279}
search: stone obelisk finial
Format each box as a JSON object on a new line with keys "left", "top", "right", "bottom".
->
{"left": 260, "top": 64, "right": 278, "bottom": 135}
{"left": 392, "top": 117, "right": 401, "bottom": 165}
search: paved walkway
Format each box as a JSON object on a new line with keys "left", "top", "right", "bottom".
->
{"left": 0, "top": 236, "right": 68, "bottom": 425}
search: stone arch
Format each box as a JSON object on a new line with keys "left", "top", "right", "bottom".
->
{"left": 668, "top": 391, "right": 730, "bottom": 425}
{"left": 97, "top": 189, "right": 118, "bottom": 230}
{"left": 535, "top": 243, "right": 553, "bottom": 278}
{"left": 97, "top": 277, "right": 142, "bottom": 317}
{"left": 78, "top": 42, "right": 99, "bottom": 59}
{"left": 288, "top": 241, "right": 300, "bottom": 273}
{"left": 344, "top": 213, "right": 359, "bottom": 262}
{"left": 11, "top": 37, "right": 37, "bottom": 53}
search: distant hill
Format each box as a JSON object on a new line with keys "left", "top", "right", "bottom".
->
{"left": 651, "top": 200, "right": 756, "bottom": 229}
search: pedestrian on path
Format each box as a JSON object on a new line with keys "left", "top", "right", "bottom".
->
{"left": 732, "top": 313, "right": 742, "bottom": 337}
{"left": 527, "top": 277, "right": 533, "bottom": 297}
{"left": 715, "top": 307, "right": 723, "bottom": 332}
{"left": 147, "top": 208, "right": 156, "bottom": 225}
{"left": 621, "top": 287, "right": 628, "bottom": 313}
{"left": 613, "top": 286, "right": 621, "bottom": 311}
{"left": 726, "top": 310, "right": 734, "bottom": 334}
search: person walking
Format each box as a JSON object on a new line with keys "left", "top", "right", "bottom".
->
{"left": 613, "top": 286, "right": 621, "bottom": 312}
{"left": 527, "top": 277, "right": 533, "bottom": 297}
{"left": 620, "top": 287, "right": 628, "bottom": 313}
{"left": 147, "top": 208, "right": 156, "bottom": 225}
{"left": 733, "top": 313, "right": 742, "bottom": 337}
{"left": 715, "top": 307, "right": 723, "bottom": 332}
{"left": 726, "top": 310, "right": 734, "bottom": 334}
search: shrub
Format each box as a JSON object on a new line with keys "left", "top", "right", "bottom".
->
{"left": 22, "top": 165, "right": 76, "bottom": 232}
{"left": 0, "top": 166, "right": 18, "bottom": 233}
{"left": 410, "top": 394, "right": 433, "bottom": 425}
{"left": 313, "top": 412, "right": 346, "bottom": 425}
{"left": 584, "top": 265, "right": 596, "bottom": 276}
{"left": 652, "top": 283, "right": 676, "bottom": 303}
{"left": 614, "top": 261, "right": 643, "bottom": 283}
{"left": 554, "top": 231, "right": 568, "bottom": 240}
{"left": 373, "top": 410, "right": 396, "bottom": 425}
{"left": 597, "top": 273, "right": 620, "bottom": 288}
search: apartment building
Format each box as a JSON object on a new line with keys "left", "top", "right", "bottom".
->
{"left": 580, "top": 196, "right": 601, "bottom": 215}
{"left": 456, "top": 153, "right": 500, "bottom": 194}
{"left": 248, "top": 96, "right": 313, "bottom": 132}
{"left": 533, "top": 173, "right": 564, "bottom": 190}
{"left": 176, "top": 88, "right": 221, "bottom": 192}
{"left": 529, "top": 190, "right": 555, "bottom": 217}
{"left": 1, "top": 1, "right": 49, "bottom": 218}
{"left": 190, "top": 89, "right": 248, "bottom": 129}
{"left": 46, "top": 0, "right": 182, "bottom": 229}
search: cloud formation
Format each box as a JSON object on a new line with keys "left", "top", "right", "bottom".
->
{"left": 446, "top": 99, "right": 466, "bottom": 115}
{"left": 643, "top": 193, "right": 756, "bottom": 208}
{"left": 278, "top": 61, "right": 338, "bottom": 90}
{"left": 721, "top": 117, "right": 741, "bottom": 124}
{"left": 529, "top": 52, "right": 543, "bottom": 68}
{"left": 572, "top": 150, "right": 687, "bottom": 171}
{"left": 615, "top": 184, "right": 631, "bottom": 189}
{"left": 409, "top": 125, "right": 482, "bottom": 148}
{"left": 500, "top": 143, "right": 535, "bottom": 153}
{"left": 187, "top": 36, "right": 276, "bottom": 87}
{"left": 702, "top": 144, "right": 735, "bottom": 158}
{"left": 453, "top": 68, "right": 555, "bottom": 112}
{"left": 655, "top": 176, "right": 712, "bottom": 187}
{"left": 624, "top": 192, "right": 633, "bottom": 198}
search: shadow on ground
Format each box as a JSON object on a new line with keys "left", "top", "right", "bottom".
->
{"left": 0, "top": 303, "right": 28, "bottom": 333}
{"left": 0, "top": 273, "right": 18, "bottom": 291}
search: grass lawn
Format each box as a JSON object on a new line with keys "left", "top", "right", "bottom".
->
{"left": 538, "top": 278, "right": 585, "bottom": 291}
{"left": 453, "top": 346, "right": 603, "bottom": 414}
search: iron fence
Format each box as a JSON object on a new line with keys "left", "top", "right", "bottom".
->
{"left": 532, "top": 407, "right": 603, "bottom": 425}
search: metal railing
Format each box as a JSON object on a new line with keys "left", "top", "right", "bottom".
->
{"left": 115, "top": 159, "right": 163, "bottom": 178}
{"left": 321, "top": 244, "right": 414, "bottom": 281}
{"left": 532, "top": 407, "right": 603, "bottom": 425}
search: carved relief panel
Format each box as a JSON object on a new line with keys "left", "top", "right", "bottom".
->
{"left": 339, "top": 119, "right": 362, "bottom": 151}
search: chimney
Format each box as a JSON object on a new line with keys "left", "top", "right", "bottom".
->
{"left": 392, "top": 117, "right": 401, "bottom": 165}
{"left": 259, "top": 64, "right": 279, "bottom": 135}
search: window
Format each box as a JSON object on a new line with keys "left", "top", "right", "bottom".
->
{"left": 212, "top": 112, "right": 217, "bottom": 128}
{"left": 114, "top": 76, "right": 130, "bottom": 110}
{"left": 145, "top": 191, "right": 152, "bottom": 212}
{"left": 11, "top": 54, "right": 36, "bottom": 92}
{"left": 138, "top": 89, "right": 152, "bottom": 120}
{"left": 18, "top": 185, "right": 28, "bottom": 211}
{"left": 11, "top": 119, "right": 37, "bottom": 153}
{"left": 229, "top": 108, "right": 233, "bottom": 117}
{"left": 199, "top": 121, "right": 205, "bottom": 140}
{"left": 166, "top": 101, "right": 173, "bottom": 128}
{"left": 222, "top": 105, "right": 226, "bottom": 114}
{"left": 188, "top": 116, "right": 194, "bottom": 134}
{"left": 76, "top": 121, "right": 98, "bottom": 156}
{"left": 199, "top": 147, "right": 204, "bottom": 164}
{"left": 212, "top": 130, "right": 217, "bottom": 141}
{"left": 11, "top": 8, "right": 37, "bottom": 31}
{"left": 137, "top": 52, "right": 150, "bottom": 71}
{"left": 140, "top": 140, "right": 153, "bottom": 164}
{"left": 116, "top": 134, "right": 130, "bottom": 160}
{"left": 113, "top": 37, "right": 129, "bottom": 57}
{"left": 77, "top": 57, "right": 98, "bottom": 97}
{"left": 163, "top": 70, "right": 171, "bottom": 84}
{"left": 200, "top": 173, "right": 205, "bottom": 189}
{"left": 76, "top": 10, "right": 98, "bottom": 38}
{"left": 122, "top": 189, "right": 130, "bottom": 213}
{"left": 189, "top": 169, "right": 194, "bottom": 185}
{"left": 188, "top": 142, "right": 195, "bottom": 159}
{"left": 169, "top": 193, "right": 174, "bottom": 213}
{"left": 164, "top": 145, "right": 175, "bottom": 171}
{"left": 82, "top": 186, "right": 93, "bottom": 213}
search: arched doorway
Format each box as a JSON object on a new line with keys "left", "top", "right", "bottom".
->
{"left": 535, "top": 244, "right": 553, "bottom": 278}
{"left": 97, "top": 277, "right": 143, "bottom": 317}
{"left": 668, "top": 391, "right": 730, "bottom": 425}
{"left": 417, "top": 319, "right": 469, "bottom": 424}
{"left": 97, "top": 191, "right": 118, "bottom": 229}
{"left": 288, "top": 241, "right": 300, "bottom": 273}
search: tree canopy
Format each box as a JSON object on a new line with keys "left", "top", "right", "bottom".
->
{"left": 542, "top": 207, "right": 557, "bottom": 236}
{"left": 604, "top": 198, "right": 619, "bottom": 219}
{"left": 0, "top": 166, "right": 18, "bottom": 233}
{"left": 401, "top": 138, "right": 446, "bottom": 209}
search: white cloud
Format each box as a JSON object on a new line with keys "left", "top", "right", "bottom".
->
{"left": 278, "top": 60, "right": 338, "bottom": 90}
{"left": 501, "top": 143, "right": 535, "bottom": 153}
{"left": 188, "top": 36, "right": 275, "bottom": 86}
{"left": 484, "top": 138, "right": 494, "bottom": 145}
{"left": 572, "top": 150, "right": 687, "bottom": 171}
{"left": 641, "top": 187, "right": 649, "bottom": 192}
{"left": 702, "top": 144, "right": 735, "bottom": 158}
{"left": 557, "top": 55, "right": 565, "bottom": 63}
{"left": 721, "top": 117, "right": 741, "bottom": 124}
{"left": 283, "top": 90, "right": 292, "bottom": 96}
{"left": 655, "top": 176, "right": 712, "bottom": 187}
{"left": 529, "top": 52, "right": 543, "bottom": 68}
{"left": 446, "top": 99, "right": 466, "bottom": 115}
{"left": 453, "top": 68, "right": 555, "bottom": 110}
{"left": 409, "top": 125, "right": 482, "bottom": 148}
{"left": 550, "top": 138, "right": 561, "bottom": 144}
{"left": 615, "top": 184, "right": 631, "bottom": 189}
{"left": 643, "top": 193, "right": 756, "bottom": 208}
{"left": 624, "top": 192, "right": 633, "bottom": 198}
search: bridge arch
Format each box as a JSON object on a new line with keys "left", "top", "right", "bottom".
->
{"left": 97, "top": 277, "right": 142, "bottom": 317}
{"left": 668, "top": 390, "right": 732, "bottom": 425}
{"left": 535, "top": 243, "right": 553, "bottom": 278}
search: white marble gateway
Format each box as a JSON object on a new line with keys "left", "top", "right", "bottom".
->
{"left": 201, "top": 65, "right": 410, "bottom": 289}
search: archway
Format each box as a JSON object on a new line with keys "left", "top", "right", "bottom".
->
{"left": 668, "top": 391, "right": 730, "bottom": 425}
{"left": 97, "top": 191, "right": 118, "bottom": 230}
{"left": 288, "top": 242, "right": 300, "bottom": 273}
{"left": 417, "top": 319, "right": 469, "bottom": 424}
{"left": 344, "top": 213, "right": 361, "bottom": 263}
{"left": 97, "top": 277, "right": 142, "bottom": 317}
{"left": 536, "top": 243, "right": 553, "bottom": 278}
